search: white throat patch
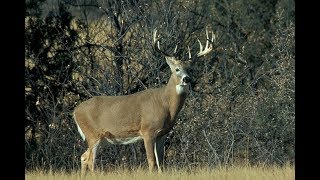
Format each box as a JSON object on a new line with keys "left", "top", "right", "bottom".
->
{"left": 176, "top": 85, "right": 189, "bottom": 95}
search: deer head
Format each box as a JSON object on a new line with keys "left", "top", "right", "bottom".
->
{"left": 153, "top": 29, "right": 215, "bottom": 94}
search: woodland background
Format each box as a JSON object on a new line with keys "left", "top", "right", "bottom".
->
{"left": 25, "top": 0, "right": 295, "bottom": 171}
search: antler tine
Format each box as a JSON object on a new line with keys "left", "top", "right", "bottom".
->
{"left": 153, "top": 29, "right": 160, "bottom": 49}
{"left": 174, "top": 45, "right": 178, "bottom": 54}
{"left": 211, "top": 31, "right": 216, "bottom": 44}
{"left": 205, "top": 29, "right": 209, "bottom": 50}
{"left": 197, "top": 39, "right": 203, "bottom": 55}
{"left": 187, "top": 46, "right": 191, "bottom": 59}
{"left": 197, "top": 29, "right": 215, "bottom": 57}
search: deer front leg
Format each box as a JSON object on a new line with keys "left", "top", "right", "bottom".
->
{"left": 154, "top": 135, "right": 166, "bottom": 173}
{"left": 143, "top": 136, "right": 156, "bottom": 171}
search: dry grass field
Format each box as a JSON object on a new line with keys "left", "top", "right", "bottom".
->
{"left": 26, "top": 164, "right": 294, "bottom": 180}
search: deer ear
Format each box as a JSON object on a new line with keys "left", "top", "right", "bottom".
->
{"left": 165, "top": 56, "right": 178, "bottom": 67}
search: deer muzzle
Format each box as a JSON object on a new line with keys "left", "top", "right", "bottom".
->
{"left": 182, "top": 76, "right": 191, "bottom": 84}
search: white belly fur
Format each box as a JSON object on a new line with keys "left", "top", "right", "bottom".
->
{"left": 106, "top": 136, "right": 143, "bottom": 145}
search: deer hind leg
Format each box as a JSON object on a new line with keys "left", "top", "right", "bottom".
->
{"left": 81, "top": 149, "right": 90, "bottom": 175}
{"left": 81, "top": 139, "right": 101, "bottom": 175}
{"left": 154, "top": 135, "right": 166, "bottom": 173}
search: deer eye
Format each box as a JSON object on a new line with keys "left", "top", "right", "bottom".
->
{"left": 175, "top": 68, "right": 180, "bottom": 72}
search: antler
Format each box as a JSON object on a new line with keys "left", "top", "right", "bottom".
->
{"left": 153, "top": 29, "right": 174, "bottom": 57}
{"left": 197, "top": 29, "right": 215, "bottom": 57}
{"left": 187, "top": 29, "right": 215, "bottom": 59}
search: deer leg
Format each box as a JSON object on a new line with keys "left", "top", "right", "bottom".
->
{"left": 143, "top": 136, "right": 156, "bottom": 171}
{"left": 81, "top": 149, "right": 89, "bottom": 175}
{"left": 88, "top": 139, "right": 100, "bottom": 172}
{"left": 154, "top": 135, "right": 166, "bottom": 173}
{"left": 81, "top": 139, "right": 100, "bottom": 175}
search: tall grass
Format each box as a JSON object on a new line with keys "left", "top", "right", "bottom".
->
{"left": 26, "top": 164, "right": 294, "bottom": 180}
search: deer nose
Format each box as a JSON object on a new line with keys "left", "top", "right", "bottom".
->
{"left": 183, "top": 76, "right": 191, "bottom": 83}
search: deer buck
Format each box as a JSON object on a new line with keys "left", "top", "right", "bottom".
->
{"left": 73, "top": 29, "right": 215, "bottom": 174}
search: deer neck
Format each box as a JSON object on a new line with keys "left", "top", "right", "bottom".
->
{"left": 163, "top": 75, "right": 189, "bottom": 121}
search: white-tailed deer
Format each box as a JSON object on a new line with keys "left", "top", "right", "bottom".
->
{"left": 73, "top": 29, "right": 215, "bottom": 174}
